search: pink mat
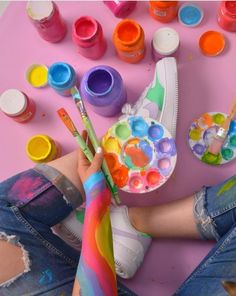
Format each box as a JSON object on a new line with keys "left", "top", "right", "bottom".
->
{"left": 0, "top": 2, "right": 235, "bottom": 295}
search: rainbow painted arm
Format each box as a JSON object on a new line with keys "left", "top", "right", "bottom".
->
{"left": 76, "top": 171, "right": 117, "bottom": 296}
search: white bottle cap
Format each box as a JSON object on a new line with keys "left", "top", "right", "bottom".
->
{"left": 152, "top": 27, "right": 180, "bottom": 56}
{"left": 26, "top": 1, "right": 54, "bottom": 21}
{"left": 0, "top": 89, "right": 27, "bottom": 116}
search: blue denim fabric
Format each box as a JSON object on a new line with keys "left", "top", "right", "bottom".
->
{"left": 0, "top": 165, "right": 137, "bottom": 296}
{"left": 175, "top": 175, "right": 236, "bottom": 296}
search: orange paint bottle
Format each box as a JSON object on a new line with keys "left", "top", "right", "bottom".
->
{"left": 149, "top": 1, "right": 178, "bottom": 23}
{"left": 113, "top": 19, "right": 145, "bottom": 63}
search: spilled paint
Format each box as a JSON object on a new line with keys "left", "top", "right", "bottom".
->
{"left": 217, "top": 176, "right": 236, "bottom": 196}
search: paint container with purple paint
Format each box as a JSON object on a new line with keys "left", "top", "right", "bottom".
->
{"left": 104, "top": 1, "right": 137, "bottom": 18}
{"left": 80, "top": 65, "right": 127, "bottom": 117}
{"left": 72, "top": 16, "right": 106, "bottom": 59}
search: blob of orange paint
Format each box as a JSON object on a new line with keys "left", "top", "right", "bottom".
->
{"left": 199, "top": 31, "right": 225, "bottom": 56}
{"left": 112, "top": 165, "right": 129, "bottom": 188}
{"left": 146, "top": 170, "right": 161, "bottom": 186}
{"left": 104, "top": 153, "right": 120, "bottom": 172}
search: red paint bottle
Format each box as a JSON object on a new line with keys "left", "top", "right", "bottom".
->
{"left": 218, "top": 1, "right": 236, "bottom": 32}
{"left": 26, "top": 1, "right": 67, "bottom": 43}
{"left": 0, "top": 89, "right": 36, "bottom": 123}
{"left": 72, "top": 16, "right": 107, "bottom": 60}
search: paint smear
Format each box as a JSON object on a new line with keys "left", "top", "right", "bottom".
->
{"left": 111, "top": 165, "right": 129, "bottom": 188}
{"left": 146, "top": 170, "right": 160, "bottom": 186}
{"left": 115, "top": 123, "right": 131, "bottom": 140}
{"left": 221, "top": 147, "right": 233, "bottom": 160}
{"left": 213, "top": 113, "right": 225, "bottom": 125}
{"left": 217, "top": 176, "right": 236, "bottom": 196}
{"left": 202, "top": 151, "right": 222, "bottom": 165}
{"left": 189, "top": 128, "right": 201, "bottom": 141}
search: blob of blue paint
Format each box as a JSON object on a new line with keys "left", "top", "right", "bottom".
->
{"left": 139, "top": 140, "right": 153, "bottom": 162}
{"left": 129, "top": 116, "right": 149, "bottom": 138}
{"left": 229, "top": 121, "right": 236, "bottom": 135}
{"left": 193, "top": 143, "right": 206, "bottom": 155}
{"left": 148, "top": 124, "right": 164, "bottom": 141}
{"left": 178, "top": 4, "right": 203, "bottom": 27}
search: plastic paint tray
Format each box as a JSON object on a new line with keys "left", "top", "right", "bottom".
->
{"left": 102, "top": 116, "right": 177, "bottom": 194}
{"left": 188, "top": 112, "right": 236, "bottom": 165}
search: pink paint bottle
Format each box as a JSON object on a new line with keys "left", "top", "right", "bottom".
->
{"left": 26, "top": 1, "right": 67, "bottom": 43}
{"left": 218, "top": 1, "right": 236, "bottom": 32}
{"left": 104, "top": 1, "right": 137, "bottom": 18}
{"left": 72, "top": 16, "right": 107, "bottom": 60}
{"left": 0, "top": 89, "right": 36, "bottom": 123}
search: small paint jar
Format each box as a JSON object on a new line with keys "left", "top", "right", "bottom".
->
{"left": 48, "top": 62, "right": 77, "bottom": 96}
{"left": 72, "top": 16, "right": 106, "bottom": 60}
{"left": 218, "top": 1, "right": 236, "bottom": 32}
{"left": 113, "top": 19, "right": 145, "bottom": 63}
{"left": 149, "top": 1, "right": 178, "bottom": 23}
{"left": 26, "top": 134, "right": 61, "bottom": 163}
{"left": 151, "top": 27, "right": 180, "bottom": 62}
{"left": 26, "top": 1, "right": 67, "bottom": 43}
{"left": 0, "top": 89, "right": 36, "bottom": 123}
{"left": 80, "top": 65, "right": 127, "bottom": 117}
{"left": 103, "top": 1, "right": 137, "bottom": 18}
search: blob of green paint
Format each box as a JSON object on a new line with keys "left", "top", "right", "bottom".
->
{"left": 115, "top": 123, "right": 131, "bottom": 140}
{"left": 202, "top": 151, "right": 222, "bottom": 165}
{"left": 213, "top": 113, "right": 225, "bottom": 125}
{"left": 221, "top": 147, "right": 233, "bottom": 160}
{"left": 217, "top": 176, "right": 236, "bottom": 196}
{"left": 76, "top": 208, "right": 85, "bottom": 224}
{"left": 230, "top": 135, "right": 236, "bottom": 147}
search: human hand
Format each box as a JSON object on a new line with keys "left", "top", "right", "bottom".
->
{"left": 77, "top": 130, "right": 104, "bottom": 184}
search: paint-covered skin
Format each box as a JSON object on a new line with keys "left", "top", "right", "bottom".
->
{"left": 77, "top": 172, "right": 117, "bottom": 296}
{"left": 189, "top": 113, "right": 236, "bottom": 166}
{"left": 217, "top": 176, "right": 236, "bottom": 196}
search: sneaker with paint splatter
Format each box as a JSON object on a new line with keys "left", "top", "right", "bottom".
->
{"left": 121, "top": 57, "right": 178, "bottom": 138}
{"left": 56, "top": 205, "right": 151, "bottom": 279}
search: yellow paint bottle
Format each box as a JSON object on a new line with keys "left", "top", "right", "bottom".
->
{"left": 26, "top": 134, "right": 61, "bottom": 163}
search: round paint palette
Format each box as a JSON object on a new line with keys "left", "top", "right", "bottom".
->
{"left": 102, "top": 116, "right": 177, "bottom": 193}
{"left": 188, "top": 112, "right": 236, "bottom": 165}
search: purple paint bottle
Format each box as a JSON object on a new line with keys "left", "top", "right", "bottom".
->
{"left": 80, "top": 65, "right": 127, "bottom": 117}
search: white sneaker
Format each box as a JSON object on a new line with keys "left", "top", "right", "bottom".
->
{"left": 121, "top": 57, "right": 178, "bottom": 138}
{"left": 56, "top": 205, "right": 151, "bottom": 279}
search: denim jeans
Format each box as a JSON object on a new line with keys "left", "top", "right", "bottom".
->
{"left": 0, "top": 164, "right": 136, "bottom": 296}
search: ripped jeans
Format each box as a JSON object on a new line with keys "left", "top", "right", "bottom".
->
{"left": 0, "top": 164, "right": 136, "bottom": 296}
{"left": 0, "top": 166, "right": 236, "bottom": 296}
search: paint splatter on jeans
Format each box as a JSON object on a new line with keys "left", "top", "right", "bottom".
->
{"left": 0, "top": 164, "right": 137, "bottom": 296}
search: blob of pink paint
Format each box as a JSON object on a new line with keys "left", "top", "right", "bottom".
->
{"left": 158, "top": 158, "right": 171, "bottom": 170}
{"left": 129, "top": 175, "right": 144, "bottom": 190}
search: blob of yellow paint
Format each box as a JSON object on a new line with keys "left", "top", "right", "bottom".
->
{"left": 27, "top": 64, "right": 48, "bottom": 88}
{"left": 102, "top": 136, "right": 121, "bottom": 154}
{"left": 189, "top": 128, "right": 201, "bottom": 141}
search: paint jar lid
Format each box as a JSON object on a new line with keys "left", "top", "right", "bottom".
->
{"left": 0, "top": 89, "right": 27, "bottom": 116}
{"left": 26, "top": 1, "right": 54, "bottom": 21}
{"left": 152, "top": 27, "right": 180, "bottom": 56}
{"left": 26, "top": 64, "right": 48, "bottom": 88}
{"left": 178, "top": 3, "right": 204, "bottom": 27}
{"left": 199, "top": 30, "right": 225, "bottom": 56}
{"left": 26, "top": 134, "right": 52, "bottom": 162}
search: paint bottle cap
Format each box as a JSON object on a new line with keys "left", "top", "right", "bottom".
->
{"left": 152, "top": 27, "right": 180, "bottom": 56}
{"left": 199, "top": 31, "right": 225, "bottom": 56}
{"left": 178, "top": 3, "right": 204, "bottom": 27}
{"left": 0, "top": 89, "right": 27, "bottom": 116}
{"left": 26, "top": 1, "right": 54, "bottom": 21}
{"left": 26, "top": 134, "right": 52, "bottom": 162}
{"left": 26, "top": 64, "right": 48, "bottom": 88}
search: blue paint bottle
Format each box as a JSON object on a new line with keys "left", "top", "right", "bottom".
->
{"left": 48, "top": 62, "right": 77, "bottom": 96}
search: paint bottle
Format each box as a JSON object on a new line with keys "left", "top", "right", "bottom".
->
{"left": 48, "top": 62, "right": 77, "bottom": 96}
{"left": 26, "top": 1, "right": 67, "bottom": 43}
{"left": 152, "top": 27, "right": 180, "bottom": 62}
{"left": 218, "top": 1, "right": 236, "bottom": 32}
{"left": 26, "top": 134, "right": 61, "bottom": 163}
{"left": 80, "top": 65, "right": 127, "bottom": 117}
{"left": 103, "top": 1, "right": 137, "bottom": 18}
{"left": 0, "top": 89, "right": 36, "bottom": 123}
{"left": 113, "top": 19, "right": 145, "bottom": 63}
{"left": 149, "top": 1, "right": 178, "bottom": 23}
{"left": 72, "top": 16, "right": 106, "bottom": 60}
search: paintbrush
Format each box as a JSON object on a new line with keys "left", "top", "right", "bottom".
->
{"left": 208, "top": 96, "right": 236, "bottom": 155}
{"left": 57, "top": 108, "right": 94, "bottom": 162}
{"left": 70, "top": 86, "right": 120, "bottom": 205}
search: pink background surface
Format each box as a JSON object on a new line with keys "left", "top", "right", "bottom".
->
{"left": 0, "top": 2, "right": 236, "bottom": 295}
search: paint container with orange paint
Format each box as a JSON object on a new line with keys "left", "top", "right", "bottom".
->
{"left": 113, "top": 19, "right": 145, "bottom": 63}
{"left": 72, "top": 16, "right": 106, "bottom": 59}
{"left": 218, "top": 1, "right": 236, "bottom": 32}
{"left": 149, "top": 1, "right": 178, "bottom": 23}
{"left": 26, "top": 1, "right": 67, "bottom": 43}
{"left": 0, "top": 89, "right": 36, "bottom": 123}
{"left": 104, "top": 1, "right": 137, "bottom": 18}
{"left": 26, "top": 134, "right": 61, "bottom": 163}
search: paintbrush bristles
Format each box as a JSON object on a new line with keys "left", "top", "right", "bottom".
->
{"left": 57, "top": 108, "right": 78, "bottom": 135}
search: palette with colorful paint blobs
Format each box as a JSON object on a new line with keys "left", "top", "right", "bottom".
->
{"left": 188, "top": 112, "right": 236, "bottom": 165}
{"left": 102, "top": 116, "right": 177, "bottom": 193}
